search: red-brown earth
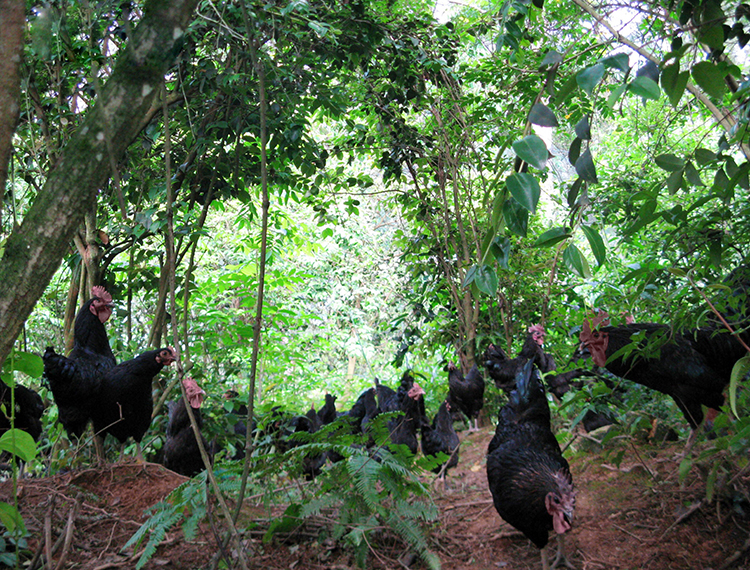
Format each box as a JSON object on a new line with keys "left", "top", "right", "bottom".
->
{"left": 2, "top": 426, "right": 749, "bottom": 570}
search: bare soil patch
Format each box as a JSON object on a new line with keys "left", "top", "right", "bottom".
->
{"left": 2, "top": 427, "right": 748, "bottom": 570}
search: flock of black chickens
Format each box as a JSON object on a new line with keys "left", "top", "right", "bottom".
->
{"left": 0, "top": 273, "right": 748, "bottom": 569}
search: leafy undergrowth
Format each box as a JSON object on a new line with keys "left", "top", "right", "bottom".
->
{"left": 0, "top": 426, "right": 748, "bottom": 570}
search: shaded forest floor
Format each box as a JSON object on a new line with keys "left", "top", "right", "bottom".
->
{"left": 2, "top": 426, "right": 749, "bottom": 570}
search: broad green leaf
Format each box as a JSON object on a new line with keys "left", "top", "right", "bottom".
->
{"left": 607, "top": 83, "right": 627, "bottom": 109}
{"left": 694, "top": 148, "right": 717, "bottom": 166}
{"left": 684, "top": 161, "right": 704, "bottom": 186}
{"left": 463, "top": 264, "right": 478, "bottom": 287}
{"left": 581, "top": 225, "right": 606, "bottom": 266}
{"left": 491, "top": 191, "right": 505, "bottom": 230}
{"left": 0, "top": 503, "right": 25, "bottom": 534}
{"left": 552, "top": 75, "right": 578, "bottom": 105}
{"left": 712, "top": 168, "right": 729, "bottom": 197}
{"left": 575, "top": 149, "right": 598, "bottom": 183}
{"left": 577, "top": 63, "right": 606, "bottom": 97}
{"left": 654, "top": 154, "right": 685, "bottom": 172}
{"left": 692, "top": 61, "right": 726, "bottom": 99}
{"left": 562, "top": 244, "right": 591, "bottom": 278}
{"left": 473, "top": 265, "right": 498, "bottom": 296}
{"left": 528, "top": 103, "right": 559, "bottom": 128}
{"left": 568, "top": 137, "right": 582, "bottom": 166}
{"left": 666, "top": 267, "right": 687, "bottom": 277}
{"left": 661, "top": 63, "right": 689, "bottom": 108}
{"left": 574, "top": 116, "right": 591, "bottom": 140}
{"left": 709, "top": 238, "right": 722, "bottom": 267}
{"left": 540, "top": 49, "right": 562, "bottom": 70}
{"left": 490, "top": 236, "right": 511, "bottom": 270}
{"left": 567, "top": 177, "right": 583, "bottom": 207}
{"left": 628, "top": 76, "right": 661, "bottom": 100}
{"left": 480, "top": 230, "right": 496, "bottom": 263}
{"left": 678, "top": 457, "right": 692, "bottom": 482}
{"left": 636, "top": 60, "right": 659, "bottom": 82}
{"left": 533, "top": 227, "right": 571, "bottom": 248}
{"left": 696, "top": 21, "right": 725, "bottom": 50}
{"left": 0, "top": 429, "right": 37, "bottom": 463}
{"left": 503, "top": 198, "right": 529, "bottom": 237}
{"left": 729, "top": 355, "right": 750, "bottom": 417}
{"left": 600, "top": 52, "right": 629, "bottom": 72}
{"left": 3, "top": 351, "right": 44, "bottom": 379}
{"left": 666, "top": 169, "right": 684, "bottom": 194}
{"left": 506, "top": 173, "right": 541, "bottom": 213}
{"left": 512, "top": 135, "right": 549, "bottom": 169}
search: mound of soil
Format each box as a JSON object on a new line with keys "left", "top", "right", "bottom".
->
{"left": 2, "top": 427, "right": 748, "bottom": 569}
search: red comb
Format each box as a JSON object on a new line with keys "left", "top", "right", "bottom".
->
{"left": 91, "top": 286, "right": 112, "bottom": 304}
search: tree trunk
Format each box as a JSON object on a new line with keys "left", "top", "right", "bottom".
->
{"left": 0, "top": 0, "right": 200, "bottom": 368}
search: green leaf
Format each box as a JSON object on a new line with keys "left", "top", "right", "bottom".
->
{"left": 654, "top": 154, "right": 685, "bottom": 172}
{"left": 568, "top": 137, "right": 582, "bottom": 166}
{"left": 575, "top": 149, "right": 598, "bottom": 183}
{"left": 574, "top": 116, "right": 591, "bottom": 140}
{"left": 562, "top": 244, "right": 591, "bottom": 278}
{"left": 577, "top": 63, "right": 606, "bottom": 97}
{"left": 506, "top": 173, "right": 541, "bottom": 213}
{"left": 661, "top": 63, "right": 689, "bottom": 108}
{"left": 567, "top": 177, "right": 583, "bottom": 207}
{"left": 533, "top": 227, "right": 571, "bottom": 248}
{"left": 684, "top": 161, "right": 704, "bottom": 186}
{"left": 490, "top": 236, "right": 511, "bottom": 270}
{"left": 0, "top": 430, "right": 37, "bottom": 463}
{"left": 540, "top": 49, "right": 563, "bottom": 70}
{"left": 0, "top": 503, "right": 25, "bottom": 534}
{"left": 692, "top": 61, "right": 726, "bottom": 99}
{"left": 666, "top": 169, "right": 684, "bottom": 194}
{"left": 473, "top": 265, "right": 498, "bottom": 296}
{"left": 600, "top": 52, "right": 630, "bottom": 72}
{"left": 528, "top": 103, "right": 559, "bottom": 127}
{"left": 552, "top": 75, "right": 578, "bottom": 105}
{"left": 678, "top": 457, "right": 692, "bottom": 482}
{"left": 628, "top": 76, "right": 661, "bottom": 100}
{"left": 3, "top": 351, "right": 44, "bottom": 379}
{"left": 581, "top": 225, "right": 606, "bottom": 266}
{"left": 503, "top": 198, "right": 529, "bottom": 237}
{"left": 694, "top": 148, "right": 717, "bottom": 166}
{"left": 512, "top": 135, "right": 549, "bottom": 169}
{"left": 607, "top": 83, "right": 627, "bottom": 109}
{"left": 491, "top": 191, "right": 505, "bottom": 231}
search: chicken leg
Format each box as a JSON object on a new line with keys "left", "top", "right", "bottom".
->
{"left": 541, "top": 534, "right": 575, "bottom": 570}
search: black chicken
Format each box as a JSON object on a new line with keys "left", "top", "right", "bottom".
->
{"left": 164, "top": 378, "right": 210, "bottom": 477}
{"left": 578, "top": 318, "right": 746, "bottom": 448}
{"left": 487, "top": 360, "right": 576, "bottom": 570}
{"left": 421, "top": 400, "right": 460, "bottom": 483}
{"left": 317, "top": 393, "right": 338, "bottom": 425}
{"left": 43, "top": 286, "right": 116, "bottom": 439}
{"left": 91, "top": 347, "right": 176, "bottom": 462}
{"left": 0, "top": 383, "right": 45, "bottom": 443}
{"left": 446, "top": 362, "right": 484, "bottom": 431}
{"left": 377, "top": 372, "right": 425, "bottom": 455}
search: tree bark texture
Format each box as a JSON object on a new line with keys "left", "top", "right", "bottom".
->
{"left": 0, "top": 1, "right": 25, "bottom": 226}
{"left": 0, "top": 0, "right": 199, "bottom": 368}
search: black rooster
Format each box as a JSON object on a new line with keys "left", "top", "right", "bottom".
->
{"left": 421, "top": 400, "right": 460, "bottom": 484}
{"left": 579, "top": 317, "right": 747, "bottom": 448}
{"left": 446, "top": 362, "right": 484, "bottom": 431}
{"left": 43, "top": 286, "right": 116, "bottom": 439}
{"left": 91, "top": 347, "right": 176, "bottom": 461}
{"left": 164, "top": 378, "right": 210, "bottom": 477}
{"left": 487, "top": 360, "right": 576, "bottom": 570}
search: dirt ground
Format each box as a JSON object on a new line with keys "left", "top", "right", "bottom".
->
{"left": 2, "top": 426, "right": 749, "bottom": 570}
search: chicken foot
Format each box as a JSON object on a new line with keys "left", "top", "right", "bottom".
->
{"left": 541, "top": 535, "right": 575, "bottom": 570}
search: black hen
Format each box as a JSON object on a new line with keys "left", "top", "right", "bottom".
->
{"left": 487, "top": 360, "right": 576, "bottom": 570}
{"left": 317, "top": 393, "right": 338, "bottom": 425}
{"left": 579, "top": 320, "right": 746, "bottom": 446}
{"left": 43, "top": 286, "right": 115, "bottom": 438}
{"left": 484, "top": 333, "right": 543, "bottom": 391}
{"left": 378, "top": 372, "right": 425, "bottom": 455}
{"left": 91, "top": 347, "right": 176, "bottom": 461}
{"left": 446, "top": 362, "right": 484, "bottom": 431}
{"left": 0, "top": 383, "right": 45, "bottom": 442}
{"left": 164, "top": 378, "right": 209, "bottom": 477}
{"left": 421, "top": 400, "right": 460, "bottom": 482}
